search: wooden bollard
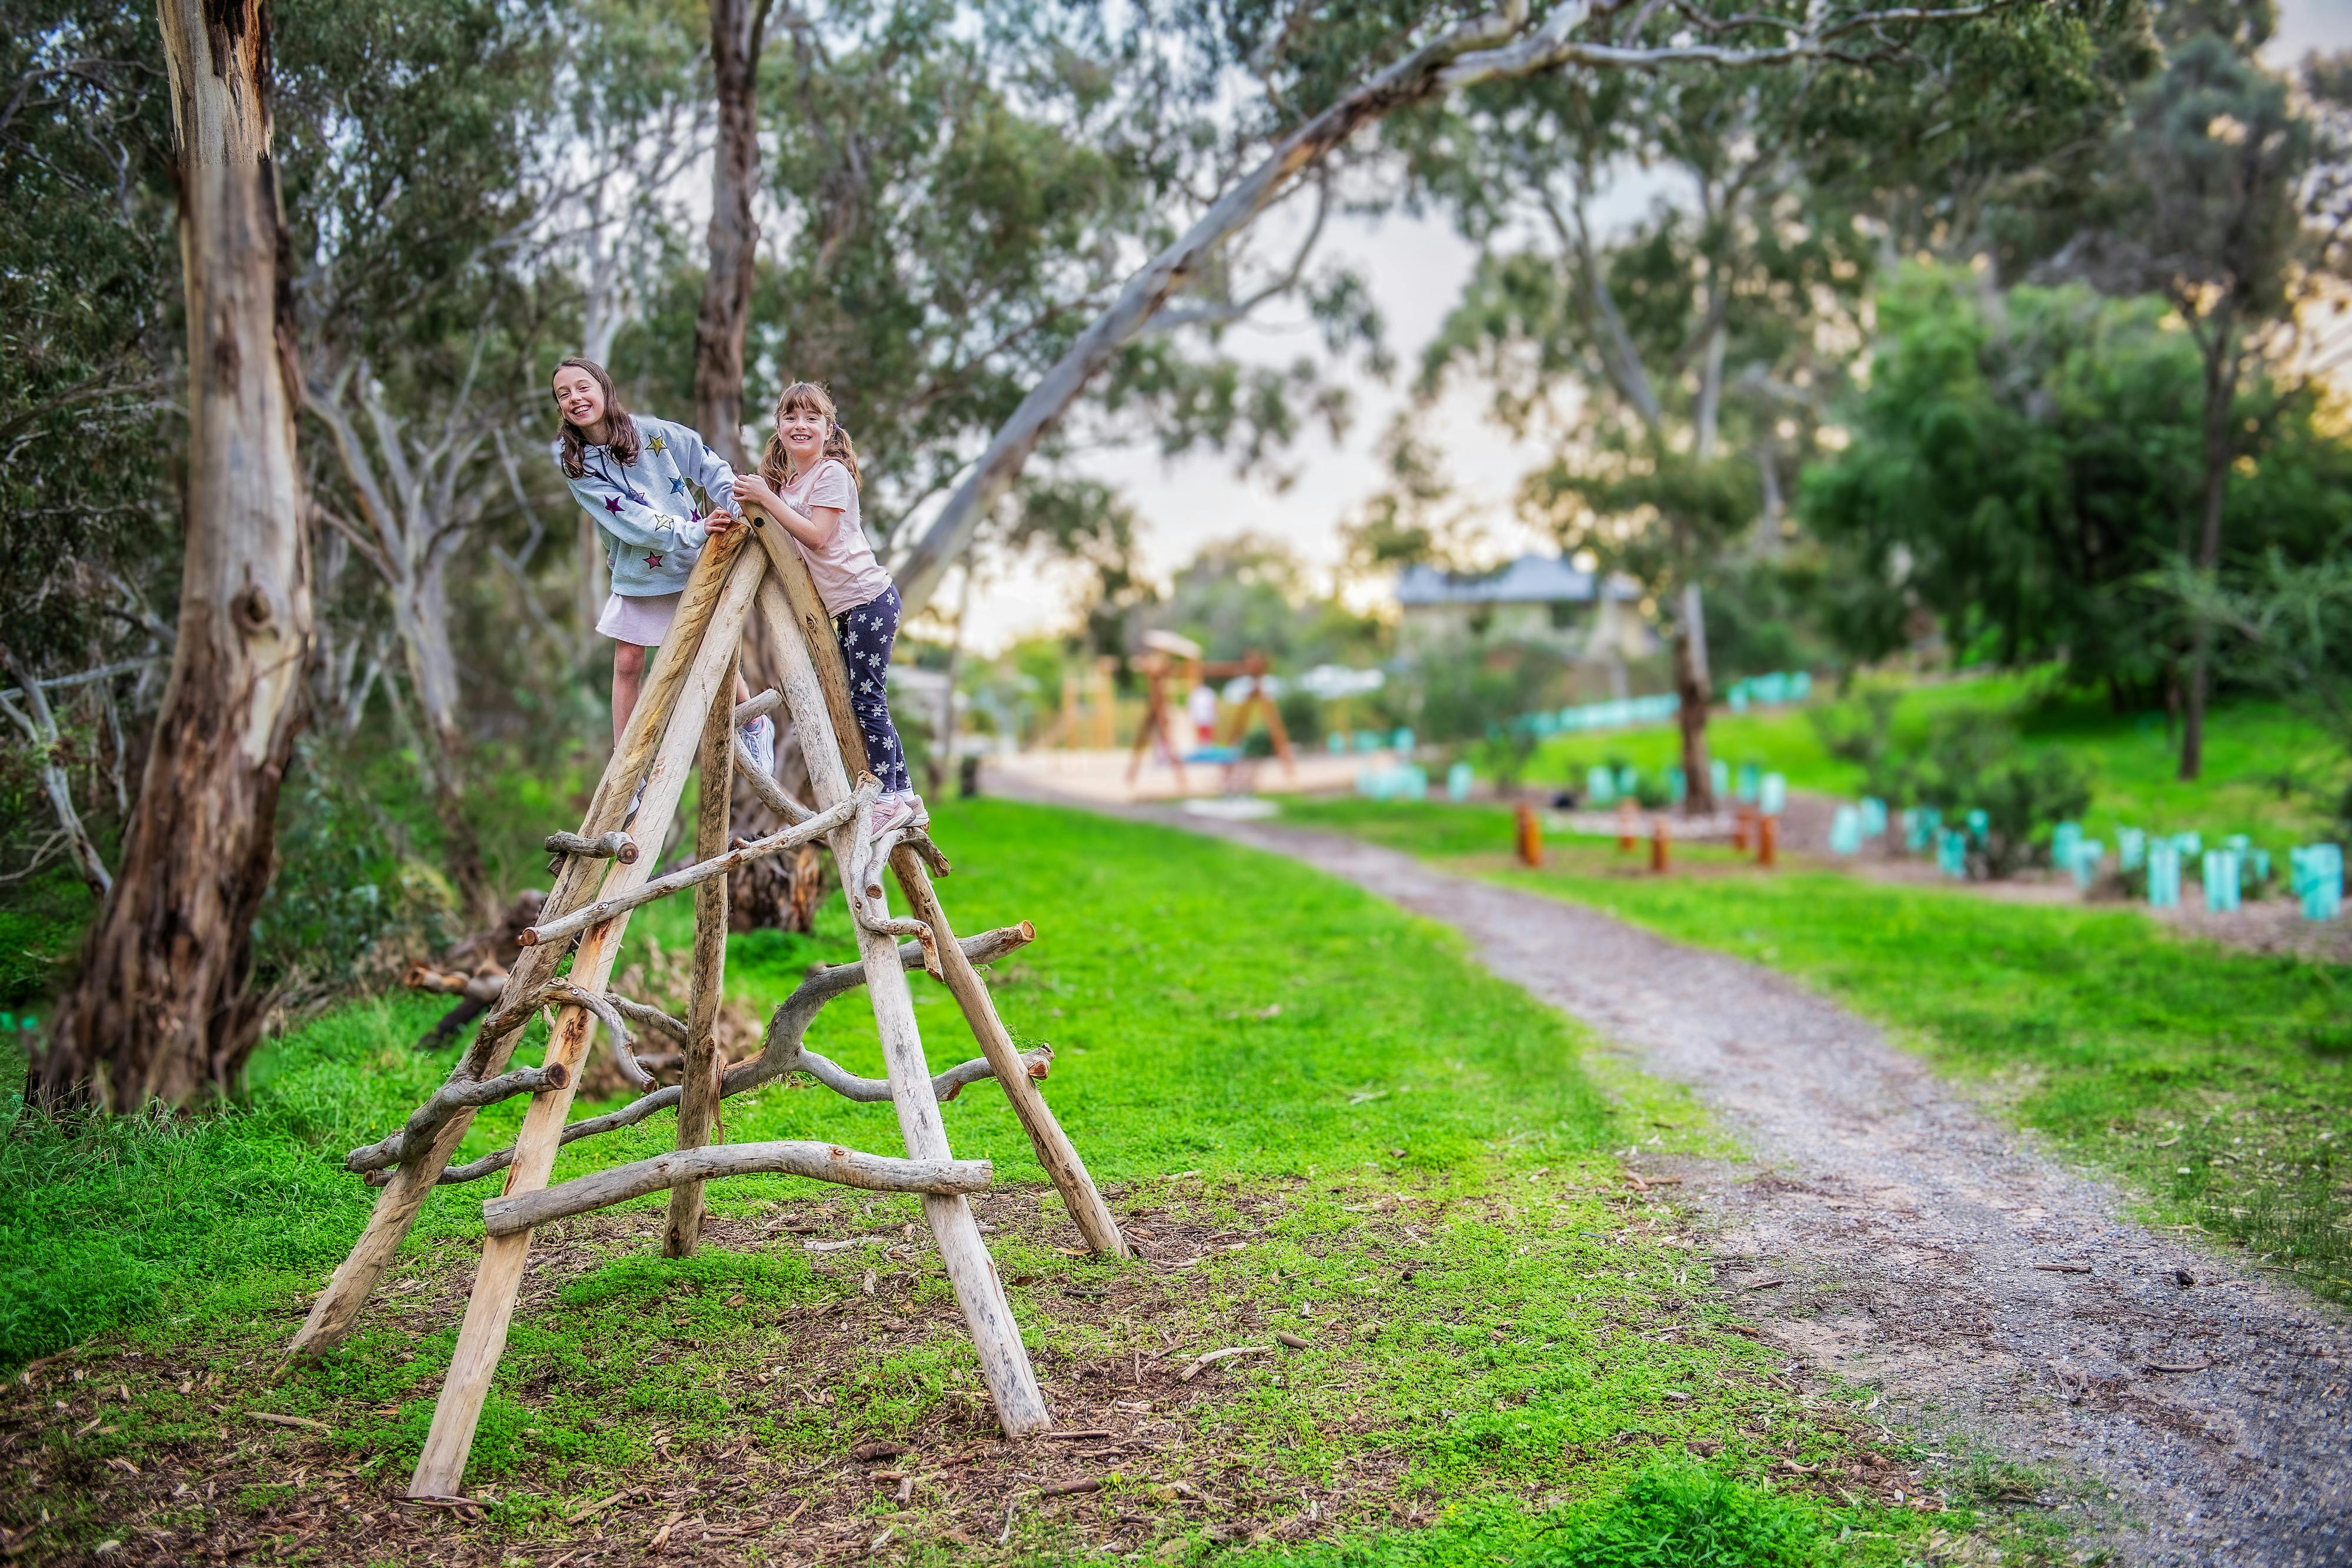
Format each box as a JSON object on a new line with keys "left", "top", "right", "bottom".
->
{"left": 1616, "top": 800, "right": 1638, "bottom": 852}
{"left": 1758, "top": 814, "right": 1779, "bottom": 868}
{"left": 1733, "top": 805, "right": 1756, "bottom": 853}
{"left": 1649, "top": 816, "right": 1670, "bottom": 872}
{"left": 1514, "top": 801, "right": 1542, "bottom": 868}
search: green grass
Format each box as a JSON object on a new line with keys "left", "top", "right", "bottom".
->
{"left": 1280, "top": 796, "right": 2352, "bottom": 1301}
{"left": 1524, "top": 673, "right": 2339, "bottom": 848}
{"left": 0, "top": 800, "right": 2020, "bottom": 1564}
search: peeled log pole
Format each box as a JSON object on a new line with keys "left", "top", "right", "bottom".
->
{"left": 408, "top": 541, "right": 768, "bottom": 1498}
{"left": 890, "top": 848, "right": 1126, "bottom": 1258}
{"left": 517, "top": 785, "right": 867, "bottom": 948}
{"left": 758, "top": 574, "right": 1050, "bottom": 1435}
{"left": 289, "top": 535, "right": 750, "bottom": 1363}
{"left": 485, "top": 1142, "right": 991, "bottom": 1238}
{"left": 665, "top": 664, "right": 737, "bottom": 1258}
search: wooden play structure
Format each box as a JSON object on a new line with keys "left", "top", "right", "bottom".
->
{"left": 285, "top": 516, "right": 1127, "bottom": 1499}
{"left": 1125, "top": 630, "right": 1295, "bottom": 787}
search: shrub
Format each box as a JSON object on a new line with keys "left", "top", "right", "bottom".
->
{"left": 1531, "top": 1461, "right": 1819, "bottom": 1567}
{"left": 1911, "top": 711, "right": 2093, "bottom": 877}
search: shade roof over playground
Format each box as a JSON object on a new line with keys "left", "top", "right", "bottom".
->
{"left": 1394, "top": 555, "right": 1640, "bottom": 607}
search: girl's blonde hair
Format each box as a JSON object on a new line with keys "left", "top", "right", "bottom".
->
{"left": 760, "top": 381, "right": 861, "bottom": 492}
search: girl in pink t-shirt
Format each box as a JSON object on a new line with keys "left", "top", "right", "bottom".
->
{"left": 734, "top": 382, "right": 924, "bottom": 840}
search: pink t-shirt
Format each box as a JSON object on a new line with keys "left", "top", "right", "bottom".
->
{"left": 779, "top": 458, "right": 891, "bottom": 616}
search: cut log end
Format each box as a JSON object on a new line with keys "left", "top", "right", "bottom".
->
{"left": 516, "top": 929, "right": 543, "bottom": 948}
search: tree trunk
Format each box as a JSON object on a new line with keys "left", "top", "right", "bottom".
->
{"left": 1673, "top": 609, "right": 1714, "bottom": 817}
{"left": 392, "top": 561, "right": 493, "bottom": 918}
{"left": 693, "top": 0, "right": 766, "bottom": 470}
{"left": 40, "top": 0, "right": 312, "bottom": 1111}
{"left": 2179, "top": 330, "right": 2236, "bottom": 784}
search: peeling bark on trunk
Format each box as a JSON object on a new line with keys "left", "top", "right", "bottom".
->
{"left": 692, "top": 0, "right": 766, "bottom": 470}
{"left": 41, "top": 0, "right": 312, "bottom": 1111}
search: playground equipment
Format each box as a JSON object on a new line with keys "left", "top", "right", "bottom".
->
{"left": 285, "top": 521, "right": 1126, "bottom": 1499}
{"left": 1126, "top": 630, "right": 1296, "bottom": 787}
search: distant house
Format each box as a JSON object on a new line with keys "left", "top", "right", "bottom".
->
{"left": 1394, "top": 556, "right": 1652, "bottom": 667}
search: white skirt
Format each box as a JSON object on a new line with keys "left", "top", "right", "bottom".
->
{"left": 596, "top": 590, "right": 682, "bottom": 647}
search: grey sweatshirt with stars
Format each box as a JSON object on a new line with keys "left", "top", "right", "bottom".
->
{"left": 553, "top": 415, "right": 738, "bottom": 596}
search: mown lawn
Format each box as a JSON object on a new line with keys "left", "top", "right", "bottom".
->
{"left": 0, "top": 801, "right": 2047, "bottom": 1566}
{"left": 1280, "top": 797, "right": 2352, "bottom": 1303}
{"left": 1524, "top": 674, "right": 2338, "bottom": 848}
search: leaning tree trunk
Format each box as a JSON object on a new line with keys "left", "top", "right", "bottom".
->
{"left": 40, "top": 0, "right": 312, "bottom": 1111}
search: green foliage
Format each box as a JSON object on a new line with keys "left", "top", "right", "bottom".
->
{"left": 250, "top": 738, "right": 455, "bottom": 1004}
{"left": 1531, "top": 1461, "right": 1818, "bottom": 1567}
{"left": 1802, "top": 265, "right": 2352, "bottom": 694}
{"left": 1910, "top": 713, "right": 2096, "bottom": 876}
{"left": 0, "top": 0, "right": 178, "bottom": 670}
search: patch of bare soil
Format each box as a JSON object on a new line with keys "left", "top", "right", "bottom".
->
{"left": 0, "top": 1190, "right": 1492, "bottom": 1566}
{"left": 1156, "top": 813, "right": 2352, "bottom": 1568}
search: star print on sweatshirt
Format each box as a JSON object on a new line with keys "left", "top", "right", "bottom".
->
{"left": 554, "top": 414, "right": 737, "bottom": 597}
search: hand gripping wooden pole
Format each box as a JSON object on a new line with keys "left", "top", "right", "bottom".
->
{"left": 756, "top": 573, "right": 1052, "bottom": 1435}
{"left": 888, "top": 847, "right": 1126, "bottom": 1258}
{"left": 664, "top": 656, "right": 737, "bottom": 1258}
{"left": 407, "top": 541, "right": 769, "bottom": 1497}
{"left": 288, "top": 533, "right": 753, "bottom": 1364}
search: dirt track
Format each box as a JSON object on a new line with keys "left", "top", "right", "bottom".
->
{"left": 1140, "top": 808, "right": 2352, "bottom": 1567}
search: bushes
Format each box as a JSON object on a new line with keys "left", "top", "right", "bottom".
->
{"left": 1814, "top": 697, "right": 2091, "bottom": 876}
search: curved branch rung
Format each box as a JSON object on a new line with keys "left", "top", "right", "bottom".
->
{"left": 544, "top": 830, "right": 639, "bottom": 864}
{"left": 480, "top": 1141, "right": 992, "bottom": 1237}
{"left": 519, "top": 781, "right": 874, "bottom": 949}
{"left": 365, "top": 925, "right": 1039, "bottom": 1189}
{"left": 799, "top": 1043, "right": 1052, "bottom": 1105}
{"left": 734, "top": 735, "right": 814, "bottom": 824}
{"left": 345, "top": 1061, "right": 574, "bottom": 1173}
{"left": 543, "top": 979, "right": 652, "bottom": 1091}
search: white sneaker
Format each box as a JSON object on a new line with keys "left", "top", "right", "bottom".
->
{"left": 742, "top": 714, "right": 777, "bottom": 778}
{"left": 868, "top": 793, "right": 920, "bottom": 842}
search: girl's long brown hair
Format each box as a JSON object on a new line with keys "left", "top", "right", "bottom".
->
{"left": 552, "top": 357, "right": 641, "bottom": 477}
{"left": 759, "top": 381, "right": 861, "bottom": 493}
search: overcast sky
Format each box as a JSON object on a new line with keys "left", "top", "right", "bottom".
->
{"left": 951, "top": 0, "right": 2352, "bottom": 653}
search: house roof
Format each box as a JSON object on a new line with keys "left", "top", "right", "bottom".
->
{"left": 1395, "top": 555, "right": 1632, "bottom": 607}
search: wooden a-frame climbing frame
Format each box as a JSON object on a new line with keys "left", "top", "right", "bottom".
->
{"left": 284, "top": 518, "right": 1128, "bottom": 1499}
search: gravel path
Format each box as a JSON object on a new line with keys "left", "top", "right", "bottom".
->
{"left": 1132, "top": 807, "right": 2352, "bottom": 1566}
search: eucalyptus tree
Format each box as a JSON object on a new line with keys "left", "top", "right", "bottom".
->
{"left": 885, "top": 0, "right": 2070, "bottom": 618}
{"left": 44, "top": 0, "right": 313, "bottom": 1111}
{"left": 1389, "top": 1, "right": 2128, "bottom": 808}
{"left": 2052, "top": 32, "right": 2331, "bottom": 778}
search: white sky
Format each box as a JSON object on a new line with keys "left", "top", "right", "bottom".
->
{"left": 951, "top": 0, "right": 2352, "bottom": 653}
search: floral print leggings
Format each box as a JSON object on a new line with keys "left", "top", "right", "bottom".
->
{"left": 834, "top": 584, "right": 909, "bottom": 794}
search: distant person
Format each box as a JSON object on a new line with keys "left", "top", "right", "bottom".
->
{"left": 549, "top": 358, "right": 773, "bottom": 817}
{"left": 733, "top": 382, "right": 926, "bottom": 842}
{"left": 1188, "top": 680, "right": 1220, "bottom": 745}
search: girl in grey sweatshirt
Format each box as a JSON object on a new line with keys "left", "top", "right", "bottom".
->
{"left": 550, "top": 357, "right": 773, "bottom": 778}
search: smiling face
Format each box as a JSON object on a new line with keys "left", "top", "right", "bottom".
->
{"left": 777, "top": 397, "right": 828, "bottom": 468}
{"left": 552, "top": 364, "right": 609, "bottom": 439}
